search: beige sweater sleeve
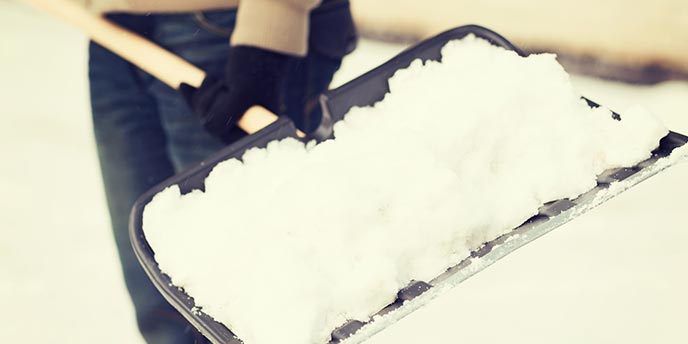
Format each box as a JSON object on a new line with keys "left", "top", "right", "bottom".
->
{"left": 230, "top": 0, "right": 321, "bottom": 56}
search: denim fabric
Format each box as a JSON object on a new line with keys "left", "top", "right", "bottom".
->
{"left": 89, "top": 10, "right": 345, "bottom": 343}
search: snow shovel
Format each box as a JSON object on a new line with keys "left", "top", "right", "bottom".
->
{"left": 126, "top": 25, "right": 688, "bottom": 343}
{"left": 23, "top": 1, "right": 688, "bottom": 343}
{"left": 126, "top": 27, "right": 688, "bottom": 343}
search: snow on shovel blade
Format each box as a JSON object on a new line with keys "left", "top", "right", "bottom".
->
{"left": 129, "top": 25, "right": 688, "bottom": 344}
{"left": 332, "top": 130, "right": 688, "bottom": 344}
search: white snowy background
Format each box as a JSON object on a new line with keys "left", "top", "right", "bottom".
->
{"left": 1, "top": 1, "right": 687, "bottom": 343}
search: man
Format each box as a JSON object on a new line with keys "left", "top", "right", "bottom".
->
{"left": 84, "top": 0, "right": 356, "bottom": 342}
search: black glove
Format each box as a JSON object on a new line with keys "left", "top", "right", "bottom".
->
{"left": 181, "top": 46, "right": 294, "bottom": 143}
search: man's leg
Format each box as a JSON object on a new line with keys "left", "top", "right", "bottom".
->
{"left": 92, "top": 10, "right": 350, "bottom": 343}
{"left": 89, "top": 14, "right": 201, "bottom": 344}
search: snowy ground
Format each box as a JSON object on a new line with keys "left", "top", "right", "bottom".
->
{"left": 1, "top": 2, "right": 687, "bottom": 343}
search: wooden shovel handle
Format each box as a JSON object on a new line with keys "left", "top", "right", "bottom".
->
{"left": 21, "top": 0, "right": 299, "bottom": 137}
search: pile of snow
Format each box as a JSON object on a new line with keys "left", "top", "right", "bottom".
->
{"left": 143, "top": 35, "right": 668, "bottom": 344}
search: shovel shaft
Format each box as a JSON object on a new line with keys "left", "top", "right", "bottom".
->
{"left": 22, "top": 0, "right": 205, "bottom": 88}
{"left": 21, "top": 0, "right": 284, "bottom": 136}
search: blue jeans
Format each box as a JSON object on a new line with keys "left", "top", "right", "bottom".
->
{"left": 89, "top": 10, "right": 346, "bottom": 343}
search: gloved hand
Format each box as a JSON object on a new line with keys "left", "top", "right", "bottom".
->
{"left": 182, "top": 46, "right": 294, "bottom": 143}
